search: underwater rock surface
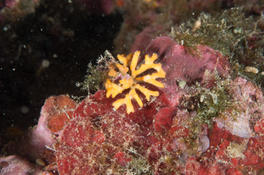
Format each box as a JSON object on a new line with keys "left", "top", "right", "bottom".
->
{"left": 2, "top": 35, "right": 264, "bottom": 174}
{"left": 27, "top": 36, "right": 263, "bottom": 174}
{"left": 1, "top": 1, "right": 264, "bottom": 174}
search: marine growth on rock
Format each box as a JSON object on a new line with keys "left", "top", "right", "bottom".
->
{"left": 105, "top": 51, "right": 166, "bottom": 114}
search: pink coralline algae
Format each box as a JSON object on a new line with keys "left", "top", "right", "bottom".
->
{"left": 28, "top": 95, "right": 76, "bottom": 159}
{"left": 0, "top": 155, "right": 44, "bottom": 175}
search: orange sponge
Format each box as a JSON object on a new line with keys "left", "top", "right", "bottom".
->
{"left": 105, "top": 51, "right": 166, "bottom": 114}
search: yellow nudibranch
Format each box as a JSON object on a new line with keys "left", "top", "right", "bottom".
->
{"left": 105, "top": 51, "right": 166, "bottom": 114}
